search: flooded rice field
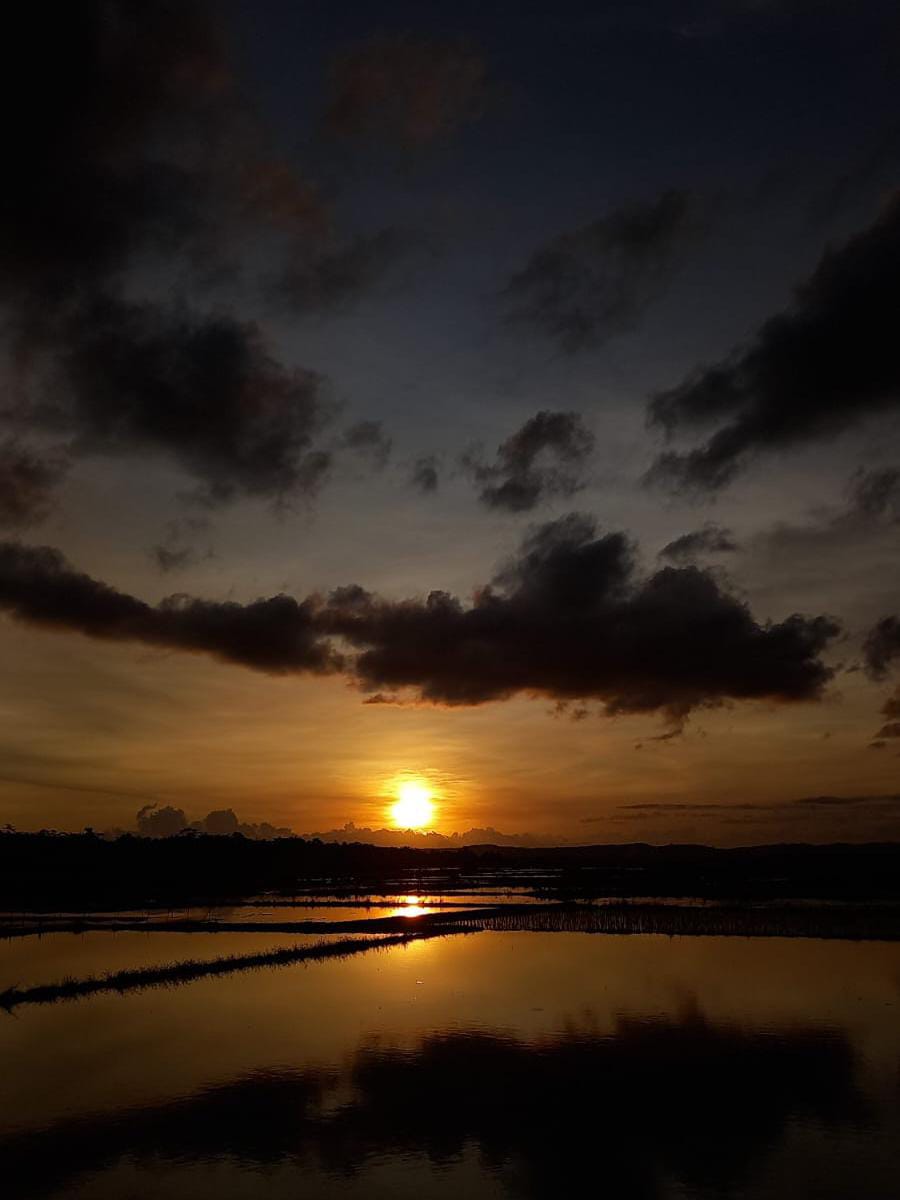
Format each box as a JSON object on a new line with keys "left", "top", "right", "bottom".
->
{"left": 2, "top": 901, "right": 900, "bottom": 1198}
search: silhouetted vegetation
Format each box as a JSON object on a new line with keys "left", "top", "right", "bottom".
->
{"left": 3, "top": 830, "right": 900, "bottom": 909}
{"left": 468, "top": 902, "right": 900, "bottom": 940}
{"left": 0, "top": 905, "right": 507, "bottom": 940}
{"left": 0, "top": 930, "right": 453, "bottom": 1011}
{"left": 6, "top": 901, "right": 900, "bottom": 943}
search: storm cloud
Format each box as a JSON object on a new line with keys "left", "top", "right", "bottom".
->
{"left": 0, "top": 517, "right": 839, "bottom": 722}
{"left": 648, "top": 194, "right": 900, "bottom": 492}
{"left": 322, "top": 514, "right": 838, "bottom": 717}
{"left": 0, "top": 2, "right": 393, "bottom": 507}
{"left": 464, "top": 411, "right": 594, "bottom": 512}
{"left": 503, "top": 190, "right": 702, "bottom": 353}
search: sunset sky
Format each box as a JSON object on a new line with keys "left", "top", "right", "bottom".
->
{"left": 2, "top": 0, "right": 900, "bottom": 844}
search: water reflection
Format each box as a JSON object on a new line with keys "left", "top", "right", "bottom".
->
{"left": 0, "top": 1007, "right": 880, "bottom": 1199}
{"left": 2, "top": 930, "right": 900, "bottom": 1198}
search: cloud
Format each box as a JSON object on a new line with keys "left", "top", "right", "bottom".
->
{"left": 132, "top": 803, "right": 292, "bottom": 839}
{"left": 304, "top": 821, "right": 545, "bottom": 848}
{"left": 338, "top": 420, "right": 392, "bottom": 470}
{"left": 659, "top": 523, "right": 738, "bottom": 563}
{"left": 863, "top": 615, "right": 900, "bottom": 679}
{"left": 0, "top": 541, "right": 340, "bottom": 675}
{"left": 322, "top": 35, "right": 488, "bottom": 148}
{"left": 150, "top": 517, "right": 214, "bottom": 574}
{"left": 0, "top": 439, "right": 68, "bottom": 529}
{"left": 1, "top": 3, "right": 230, "bottom": 315}
{"left": 860, "top": 615, "right": 900, "bottom": 743}
{"left": 270, "top": 229, "right": 407, "bottom": 314}
{"left": 735, "top": 464, "right": 900, "bottom": 597}
{"left": 464, "top": 411, "right": 594, "bottom": 512}
{"left": 503, "top": 190, "right": 703, "bottom": 352}
{"left": 0, "top": 3, "right": 393, "bottom": 507}
{"left": 136, "top": 804, "right": 189, "bottom": 838}
{"left": 409, "top": 455, "right": 440, "bottom": 493}
{"left": 152, "top": 546, "right": 197, "bottom": 574}
{"left": 0, "top": 518, "right": 839, "bottom": 722}
{"left": 848, "top": 466, "right": 900, "bottom": 520}
{"left": 27, "top": 299, "right": 333, "bottom": 504}
{"left": 613, "top": 793, "right": 900, "bottom": 817}
{"left": 323, "top": 513, "right": 839, "bottom": 717}
{"left": 647, "top": 194, "right": 900, "bottom": 492}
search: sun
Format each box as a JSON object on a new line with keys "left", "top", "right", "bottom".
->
{"left": 389, "top": 780, "right": 436, "bottom": 829}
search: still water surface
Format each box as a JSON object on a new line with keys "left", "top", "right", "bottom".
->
{"left": 2, "top": 930, "right": 899, "bottom": 1198}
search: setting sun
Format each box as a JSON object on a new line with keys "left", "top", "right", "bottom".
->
{"left": 389, "top": 780, "right": 436, "bottom": 829}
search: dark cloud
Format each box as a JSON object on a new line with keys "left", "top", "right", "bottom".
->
{"left": 648, "top": 194, "right": 900, "bottom": 492}
{"left": 0, "top": 440, "right": 68, "bottom": 530}
{"left": 464, "top": 411, "right": 595, "bottom": 512}
{"left": 738, "top": 464, "right": 900, "bottom": 589}
{"left": 338, "top": 420, "right": 392, "bottom": 470}
{"left": 270, "top": 229, "right": 406, "bottom": 314}
{"left": 152, "top": 546, "right": 197, "bottom": 574}
{"left": 503, "top": 190, "right": 703, "bottom": 352}
{"left": 0, "top": 518, "right": 840, "bottom": 722}
{"left": 863, "top": 615, "right": 900, "bottom": 679}
{"left": 848, "top": 466, "right": 900, "bottom": 520}
{"left": 616, "top": 802, "right": 775, "bottom": 813}
{"left": 659, "top": 523, "right": 738, "bottom": 563}
{"left": 0, "top": 3, "right": 396, "bottom": 507}
{"left": 27, "top": 299, "right": 333, "bottom": 504}
{"left": 860, "top": 616, "right": 900, "bottom": 743}
{"left": 0, "top": 3, "right": 228, "bottom": 315}
{"left": 793, "top": 793, "right": 900, "bottom": 808}
{"left": 0, "top": 541, "right": 340, "bottom": 675}
{"left": 409, "top": 455, "right": 440, "bottom": 493}
{"left": 323, "top": 513, "right": 839, "bottom": 717}
{"left": 150, "top": 517, "right": 213, "bottom": 574}
{"left": 322, "top": 35, "right": 488, "bottom": 148}
{"left": 615, "top": 793, "right": 900, "bottom": 815}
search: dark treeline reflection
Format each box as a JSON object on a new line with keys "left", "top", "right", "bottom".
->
{"left": 2, "top": 1008, "right": 867, "bottom": 1199}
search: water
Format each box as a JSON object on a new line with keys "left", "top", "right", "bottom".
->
{"left": 2, "top": 928, "right": 899, "bottom": 1198}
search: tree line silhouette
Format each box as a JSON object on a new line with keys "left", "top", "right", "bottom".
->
{"left": 2, "top": 829, "right": 900, "bottom": 909}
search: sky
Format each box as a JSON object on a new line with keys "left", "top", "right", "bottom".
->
{"left": 1, "top": 0, "right": 900, "bottom": 844}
